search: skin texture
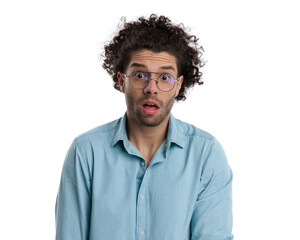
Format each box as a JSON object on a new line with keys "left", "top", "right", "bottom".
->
{"left": 117, "top": 49, "right": 183, "bottom": 165}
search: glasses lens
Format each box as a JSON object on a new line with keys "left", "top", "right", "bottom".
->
{"left": 129, "top": 72, "right": 176, "bottom": 91}
{"left": 157, "top": 74, "right": 175, "bottom": 91}
{"left": 130, "top": 72, "right": 147, "bottom": 89}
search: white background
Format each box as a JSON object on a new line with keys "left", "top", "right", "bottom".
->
{"left": 1, "top": 0, "right": 299, "bottom": 239}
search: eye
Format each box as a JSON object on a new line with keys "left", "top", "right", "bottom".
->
{"left": 160, "top": 74, "right": 170, "bottom": 81}
{"left": 135, "top": 72, "right": 145, "bottom": 79}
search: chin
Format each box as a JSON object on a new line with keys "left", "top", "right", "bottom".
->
{"left": 137, "top": 114, "right": 168, "bottom": 128}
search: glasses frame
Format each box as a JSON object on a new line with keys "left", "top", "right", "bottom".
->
{"left": 122, "top": 71, "right": 179, "bottom": 92}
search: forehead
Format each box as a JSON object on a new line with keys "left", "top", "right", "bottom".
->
{"left": 127, "top": 50, "right": 178, "bottom": 72}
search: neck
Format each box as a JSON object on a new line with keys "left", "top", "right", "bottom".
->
{"left": 126, "top": 112, "right": 169, "bottom": 165}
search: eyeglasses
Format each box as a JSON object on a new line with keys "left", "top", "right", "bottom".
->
{"left": 122, "top": 71, "right": 179, "bottom": 92}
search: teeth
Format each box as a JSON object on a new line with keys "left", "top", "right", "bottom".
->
{"left": 144, "top": 103, "right": 157, "bottom": 107}
{"left": 144, "top": 103, "right": 157, "bottom": 108}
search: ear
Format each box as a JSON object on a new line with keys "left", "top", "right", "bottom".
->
{"left": 175, "top": 75, "right": 184, "bottom": 97}
{"left": 117, "top": 72, "right": 125, "bottom": 93}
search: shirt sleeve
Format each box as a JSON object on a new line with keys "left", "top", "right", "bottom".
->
{"left": 190, "top": 138, "right": 234, "bottom": 240}
{"left": 55, "top": 139, "right": 92, "bottom": 240}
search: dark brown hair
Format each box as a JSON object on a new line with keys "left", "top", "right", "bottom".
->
{"left": 102, "top": 14, "right": 204, "bottom": 101}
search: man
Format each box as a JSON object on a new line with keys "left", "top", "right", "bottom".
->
{"left": 55, "top": 14, "right": 233, "bottom": 240}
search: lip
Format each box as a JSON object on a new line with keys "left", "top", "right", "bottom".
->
{"left": 141, "top": 100, "right": 160, "bottom": 108}
{"left": 140, "top": 100, "right": 160, "bottom": 115}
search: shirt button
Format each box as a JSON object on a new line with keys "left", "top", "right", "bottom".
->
{"left": 141, "top": 162, "right": 145, "bottom": 167}
{"left": 140, "top": 230, "right": 144, "bottom": 235}
{"left": 141, "top": 195, "right": 144, "bottom": 200}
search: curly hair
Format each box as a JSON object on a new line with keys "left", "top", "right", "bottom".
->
{"left": 102, "top": 14, "right": 204, "bottom": 101}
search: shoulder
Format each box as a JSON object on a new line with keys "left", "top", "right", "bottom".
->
{"left": 172, "top": 116, "right": 216, "bottom": 146}
{"left": 74, "top": 117, "right": 121, "bottom": 147}
{"left": 176, "top": 118, "right": 215, "bottom": 141}
{"left": 172, "top": 116, "right": 225, "bottom": 158}
{"left": 174, "top": 117, "right": 231, "bottom": 173}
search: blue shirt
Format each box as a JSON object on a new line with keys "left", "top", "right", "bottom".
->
{"left": 55, "top": 113, "right": 233, "bottom": 240}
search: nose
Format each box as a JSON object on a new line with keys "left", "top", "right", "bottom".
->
{"left": 143, "top": 79, "right": 158, "bottom": 95}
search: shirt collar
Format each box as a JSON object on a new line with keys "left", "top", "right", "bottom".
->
{"left": 111, "top": 113, "right": 128, "bottom": 147}
{"left": 166, "top": 113, "right": 184, "bottom": 149}
{"left": 111, "top": 113, "right": 184, "bottom": 149}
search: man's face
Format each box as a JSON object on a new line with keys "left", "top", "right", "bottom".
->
{"left": 118, "top": 49, "right": 183, "bottom": 127}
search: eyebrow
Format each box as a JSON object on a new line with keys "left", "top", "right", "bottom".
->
{"left": 130, "top": 63, "right": 176, "bottom": 71}
{"left": 130, "top": 63, "right": 146, "bottom": 68}
{"left": 160, "top": 66, "right": 176, "bottom": 71}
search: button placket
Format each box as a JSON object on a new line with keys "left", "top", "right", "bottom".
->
{"left": 136, "top": 167, "right": 150, "bottom": 238}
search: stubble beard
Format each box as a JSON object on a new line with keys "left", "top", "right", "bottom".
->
{"left": 126, "top": 92, "right": 176, "bottom": 128}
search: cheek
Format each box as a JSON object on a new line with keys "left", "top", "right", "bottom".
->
{"left": 125, "top": 90, "right": 138, "bottom": 109}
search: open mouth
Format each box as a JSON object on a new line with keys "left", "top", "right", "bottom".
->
{"left": 142, "top": 100, "right": 159, "bottom": 108}
{"left": 141, "top": 100, "right": 160, "bottom": 114}
{"left": 143, "top": 103, "right": 159, "bottom": 110}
